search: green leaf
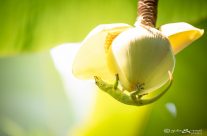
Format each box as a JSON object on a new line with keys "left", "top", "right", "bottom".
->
{"left": 0, "top": 52, "right": 74, "bottom": 136}
{"left": 1, "top": 0, "right": 206, "bottom": 56}
{"left": 0, "top": 0, "right": 137, "bottom": 56}
{"left": 157, "top": 0, "right": 207, "bottom": 25}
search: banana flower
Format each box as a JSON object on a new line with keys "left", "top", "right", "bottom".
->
{"left": 72, "top": 22, "right": 203, "bottom": 106}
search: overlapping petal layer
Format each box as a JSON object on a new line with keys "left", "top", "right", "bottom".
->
{"left": 72, "top": 23, "right": 131, "bottom": 81}
{"left": 109, "top": 26, "right": 175, "bottom": 93}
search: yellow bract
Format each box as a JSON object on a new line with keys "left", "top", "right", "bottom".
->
{"left": 160, "top": 22, "right": 204, "bottom": 54}
{"left": 72, "top": 23, "right": 131, "bottom": 81}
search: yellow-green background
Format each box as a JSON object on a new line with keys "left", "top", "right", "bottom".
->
{"left": 0, "top": 0, "right": 206, "bottom": 136}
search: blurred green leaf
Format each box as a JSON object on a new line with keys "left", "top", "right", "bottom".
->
{"left": 0, "top": 0, "right": 137, "bottom": 56}
{"left": 157, "top": 0, "right": 207, "bottom": 25}
{"left": 0, "top": 52, "right": 74, "bottom": 136}
{"left": 1, "top": 0, "right": 206, "bottom": 56}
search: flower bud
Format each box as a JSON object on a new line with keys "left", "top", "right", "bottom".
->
{"left": 107, "top": 25, "right": 175, "bottom": 94}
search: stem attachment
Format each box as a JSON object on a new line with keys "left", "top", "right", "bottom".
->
{"left": 137, "top": 0, "right": 158, "bottom": 27}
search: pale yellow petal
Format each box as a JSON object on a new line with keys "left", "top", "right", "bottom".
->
{"left": 110, "top": 27, "right": 175, "bottom": 92}
{"left": 140, "top": 71, "right": 173, "bottom": 105}
{"left": 160, "top": 22, "right": 204, "bottom": 54}
{"left": 72, "top": 23, "right": 131, "bottom": 80}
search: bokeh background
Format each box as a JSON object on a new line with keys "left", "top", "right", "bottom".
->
{"left": 0, "top": 0, "right": 206, "bottom": 136}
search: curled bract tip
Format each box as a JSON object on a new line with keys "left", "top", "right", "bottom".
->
{"left": 168, "top": 70, "right": 173, "bottom": 81}
{"left": 160, "top": 22, "right": 204, "bottom": 54}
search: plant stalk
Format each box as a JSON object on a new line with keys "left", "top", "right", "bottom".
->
{"left": 138, "top": 0, "right": 158, "bottom": 27}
